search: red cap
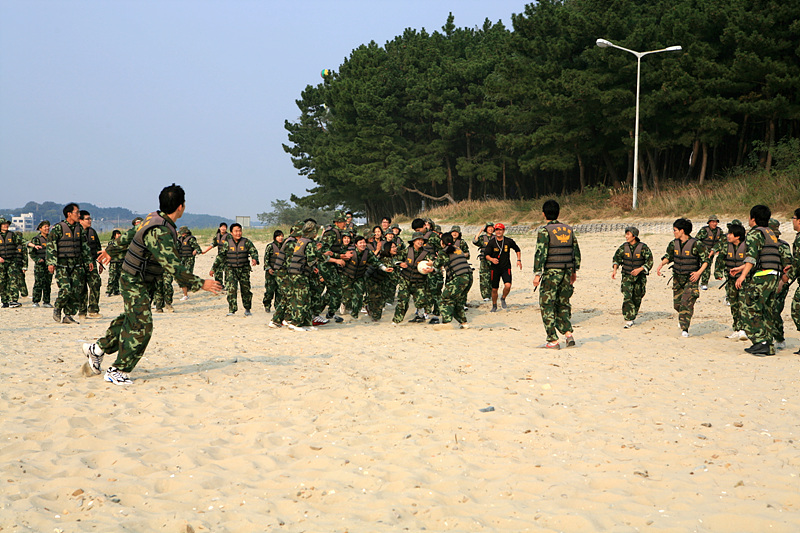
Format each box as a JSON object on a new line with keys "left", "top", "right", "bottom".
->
{"left": 494, "top": 223, "right": 505, "bottom": 230}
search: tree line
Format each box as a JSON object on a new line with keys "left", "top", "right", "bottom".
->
{"left": 283, "top": 0, "right": 800, "bottom": 222}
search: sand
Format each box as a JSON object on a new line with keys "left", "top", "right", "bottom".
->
{"left": 2, "top": 229, "right": 800, "bottom": 532}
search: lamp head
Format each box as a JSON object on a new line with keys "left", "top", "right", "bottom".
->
{"left": 596, "top": 38, "right": 611, "bottom": 48}
{"left": 665, "top": 45, "right": 682, "bottom": 52}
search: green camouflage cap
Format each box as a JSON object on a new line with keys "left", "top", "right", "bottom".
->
{"left": 301, "top": 220, "right": 318, "bottom": 238}
{"left": 390, "top": 223, "right": 400, "bottom": 231}
{"left": 727, "top": 219, "right": 743, "bottom": 228}
{"left": 707, "top": 214, "right": 720, "bottom": 222}
{"left": 132, "top": 216, "right": 144, "bottom": 226}
{"left": 768, "top": 218, "right": 781, "bottom": 235}
{"left": 289, "top": 222, "right": 303, "bottom": 237}
{"left": 178, "top": 226, "right": 190, "bottom": 234}
{"left": 450, "top": 225, "right": 461, "bottom": 233}
{"left": 434, "top": 224, "right": 442, "bottom": 233}
{"left": 0, "top": 218, "right": 8, "bottom": 226}
{"left": 37, "top": 220, "right": 51, "bottom": 230}
{"left": 333, "top": 213, "right": 346, "bottom": 223}
{"left": 625, "top": 226, "right": 639, "bottom": 237}
{"left": 409, "top": 231, "right": 428, "bottom": 243}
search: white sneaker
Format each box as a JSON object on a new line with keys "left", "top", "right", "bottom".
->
{"left": 483, "top": 298, "right": 490, "bottom": 302}
{"left": 624, "top": 321, "right": 634, "bottom": 329}
{"left": 268, "top": 320, "right": 281, "bottom": 328}
{"left": 700, "top": 285, "right": 708, "bottom": 290}
{"left": 313, "top": 315, "right": 329, "bottom": 324}
{"left": 726, "top": 331, "right": 741, "bottom": 339}
{"left": 776, "top": 341, "right": 786, "bottom": 350}
{"left": 82, "top": 343, "right": 104, "bottom": 375}
{"left": 180, "top": 295, "right": 189, "bottom": 301}
{"left": 738, "top": 331, "right": 749, "bottom": 341}
{"left": 681, "top": 330, "right": 690, "bottom": 338}
{"left": 306, "top": 325, "right": 318, "bottom": 331}
{"left": 282, "top": 320, "right": 291, "bottom": 326}
{"left": 104, "top": 367, "right": 132, "bottom": 385}
{"left": 288, "top": 324, "right": 307, "bottom": 332}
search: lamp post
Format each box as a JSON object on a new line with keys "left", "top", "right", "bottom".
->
{"left": 596, "top": 38, "right": 681, "bottom": 210}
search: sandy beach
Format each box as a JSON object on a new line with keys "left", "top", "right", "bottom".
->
{"left": 2, "top": 228, "right": 800, "bottom": 532}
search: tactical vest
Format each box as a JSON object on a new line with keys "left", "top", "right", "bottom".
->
{"left": 0, "top": 232, "right": 17, "bottom": 260}
{"left": 621, "top": 241, "right": 645, "bottom": 274}
{"left": 55, "top": 221, "right": 83, "bottom": 259}
{"left": 272, "top": 237, "right": 294, "bottom": 271}
{"left": 179, "top": 234, "right": 195, "bottom": 258}
{"left": 700, "top": 226, "right": 722, "bottom": 251}
{"left": 475, "top": 234, "right": 491, "bottom": 260}
{"left": 543, "top": 223, "right": 575, "bottom": 269}
{"left": 342, "top": 248, "right": 371, "bottom": 279}
{"left": 267, "top": 240, "right": 284, "bottom": 270}
{"left": 214, "top": 231, "right": 227, "bottom": 251}
{"left": 724, "top": 241, "right": 746, "bottom": 271}
{"left": 32, "top": 234, "right": 48, "bottom": 262}
{"left": 85, "top": 226, "right": 101, "bottom": 258}
{"left": 672, "top": 238, "right": 700, "bottom": 274}
{"left": 121, "top": 211, "right": 178, "bottom": 283}
{"left": 447, "top": 248, "right": 472, "bottom": 278}
{"left": 754, "top": 227, "right": 781, "bottom": 272}
{"left": 453, "top": 238, "right": 469, "bottom": 259}
{"left": 287, "top": 237, "right": 313, "bottom": 275}
{"left": 322, "top": 227, "right": 344, "bottom": 254}
{"left": 400, "top": 247, "right": 430, "bottom": 282}
{"left": 224, "top": 235, "right": 252, "bottom": 268}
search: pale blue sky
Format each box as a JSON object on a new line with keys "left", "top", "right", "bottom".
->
{"left": 0, "top": 0, "right": 526, "bottom": 218}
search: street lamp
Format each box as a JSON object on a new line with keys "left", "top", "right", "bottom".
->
{"left": 596, "top": 38, "right": 682, "bottom": 210}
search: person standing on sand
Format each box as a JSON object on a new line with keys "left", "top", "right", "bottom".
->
{"left": 695, "top": 215, "right": 724, "bottom": 290}
{"left": 788, "top": 208, "right": 800, "bottom": 355}
{"left": 211, "top": 222, "right": 259, "bottom": 317}
{"left": 656, "top": 218, "right": 709, "bottom": 338}
{"left": 485, "top": 223, "right": 522, "bottom": 312}
{"left": 473, "top": 222, "right": 495, "bottom": 302}
{"left": 29, "top": 220, "right": 54, "bottom": 307}
{"left": 46, "top": 203, "right": 94, "bottom": 324}
{"left": 611, "top": 226, "right": 653, "bottom": 328}
{"left": 82, "top": 184, "right": 222, "bottom": 385}
{"left": 533, "top": 200, "right": 580, "bottom": 349}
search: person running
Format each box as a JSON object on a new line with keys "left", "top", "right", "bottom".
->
{"left": 611, "top": 227, "right": 653, "bottom": 328}
{"left": 484, "top": 223, "right": 521, "bottom": 312}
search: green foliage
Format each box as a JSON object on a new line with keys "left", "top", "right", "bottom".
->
{"left": 256, "top": 199, "right": 339, "bottom": 227}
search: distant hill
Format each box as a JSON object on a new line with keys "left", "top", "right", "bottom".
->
{"left": 0, "top": 201, "right": 231, "bottom": 233}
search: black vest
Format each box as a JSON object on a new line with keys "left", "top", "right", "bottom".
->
{"left": 724, "top": 241, "right": 746, "bottom": 271}
{"left": 85, "top": 226, "right": 101, "bottom": 258}
{"left": 224, "top": 235, "right": 252, "bottom": 268}
{"left": 0, "top": 232, "right": 17, "bottom": 261}
{"left": 121, "top": 211, "right": 178, "bottom": 283}
{"left": 342, "top": 247, "right": 371, "bottom": 279}
{"left": 179, "top": 234, "right": 195, "bottom": 258}
{"left": 272, "top": 237, "right": 294, "bottom": 271}
{"left": 400, "top": 247, "right": 430, "bottom": 282}
{"left": 475, "top": 234, "right": 491, "bottom": 260}
{"left": 322, "top": 227, "right": 344, "bottom": 254}
{"left": 32, "top": 234, "right": 48, "bottom": 262}
{"left": 267, "top": 240, "right": 284, "bottom": 270}
{"left": 543, "top": 223, "right": 575, "bottom": 269}
{"left": 447, "top": 248, "right": 472, "bottom": 278}
{"left": 287, "top": 237, "right": 313, "bottom": 275}
{"left": 621, "top": 242, "right": 645, "bottom": 274}
{"left": 700, "top": 226, "right": 722, "bottom": 251}
{"left": 672, "top": 238, "right": 700, "bottom": 275}
{"left": 754, "top": 227, "right": 781, "bottom": 272}
{"left": 55, "top": 221, "right": 83, "bottom": 259}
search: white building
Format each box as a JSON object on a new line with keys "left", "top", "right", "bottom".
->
{"left": 12, "top": 213, "right": 34, "bottom": 232}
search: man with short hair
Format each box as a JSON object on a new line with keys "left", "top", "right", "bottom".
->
{"left": 721, "top": 221, "right": 748, "bottom": 340}
{"left": 28, "top": 220, "right": 53, "bottom": 307}
{"left": 486, "top": 222, "right": 522, "bottom": 312}
{"left": 318, "top": 214, "right": 352, "bottom": 322}
{"left": 533, "top": 200, "right": 580, "bottom": 348}
{"left": 0, "top": 218, "right": 21, "bottom": 308}
{"left": 211, "top": 222, "right": 259, "bottom": 316}
{"left": 393, "top": 231, "right": 433, "bottom": 324}
{"left": 695, "top": 215, "right": 724, "bottom": 290}
{"left": 46, "top": 203, "right": 94, "bottom": 324}
{"left": 176, "top": 225, "right": 201, "bottom": 301}
{"left": 731, "top": 205, "right": 781, "bottom": 356}
{"left": 656, "top": 218, "right": 709, "bottom": 337}
{"left": 105, "top": 229, "right": 123, "bottom": 297}
{"left": 611, "top": 227, "right": 653, "bottom": 328}
{"left": 83, "top": 184, "right": 222, "bottom": 385}
{"left": 78, "top": 210, "right": 103, "bottom": 319}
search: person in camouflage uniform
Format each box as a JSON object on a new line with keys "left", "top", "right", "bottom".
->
{"left": 341, "top": 235, "right": 385, "bottom": 320}
{"left": 105, "top": 229, "right": 123, "bottom": 297}
{"left": 730, "top": 205, "right": 782, "bottom": 356}
{"left": 656, "top": 218, "right": 710, "bottom": 337}
{"left": 433, "top": 233, "right": 471, "bottom": 327}
{"left": 611, "top": 227, "right": 653, "bottom": 328}
{"left": 211, "top": 222, "right": 259, "bottom": 316}
{"left": 788, "top": 208, "right": 800, "bottom": 355}
{"left": 473, "top": 222, "right": 495, "bottom": 301}
{"left": 427, "top": 224, "right": 444, "bottom": 318}
{"left": 28, "top": 220, "right": 53, "bottom": 307}
{"left": 202, "top": 222, "right": 229, "bottom": 286}
{"left": 150, "top": 271, "right": 174, "bottom": 312}
{"left": 767, "top": 218, "right": 793, "bottom": 350}
{"left": 285, "top": 221, "right": 322, "bottom": 330}
{"left": 269, "top": 224, "right": 300, "bottom": 328}
{"left": 448, "top": 226, "right": 473, "bottom": 309}
{"left": 262, "top": 229, "right": 284, "bottom": 312}
{"left": 318, "top": 215, "right": 351, "bottom": 322}
{"left": 83, "top": 184, "right": 222, "bottom": 385}
{"left": 46, "top": 203, "right": 94, "bottom": 324}
{"left": 366, "top": 241, "right": 397, "bottom": 321}
{"left": 12, "top": 227, "right": 28, "bottom": 301}
{"left": 695, "top": 215, "right": 724, "bottom": 290}
{"left": 393, "top": 231, "right": 433, "bottom": 324}
{"left": 78, "top": 210, "right": 103, "bottom": 318}
{"left": 176, "top": 225, "right": 202, "bottom": 301}
{"left": 533, "top": 200, "right": 581, "bottom": 348}
{"left": 719, "top": 221, "right": 748, "bottom": 340}
{"left": 0, "top": 218, "right": 22, "bottom": 307}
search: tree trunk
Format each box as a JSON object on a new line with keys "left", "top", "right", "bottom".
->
{"left": 577, "top": 152, "right": 586, "bottom": 193}
{"left": 502, "top": 160, "right": 507, "bottom": 200}
{"left": 698, "top": 142, "right": 708, "bottom": 185}
{"left": 685, "top": 138, "right": 700, "bottom": 181}
{"left": 626, "top": 150, "right": 633, "bottom": 186}
{"left": 513, "top": 174, "right": 524, "bottom": 200}
{"left": 765, "top": 117, "right": 775, "bottom": 172}
{"left": 736, "top": 114, "right": 749, "bottom": 166}
{"left": 638, "top": 156, "right": 649, "bottom": 192}
{"left": 446, "top": 157, "right": 455, "bottom": 201}
{"left": 646, "top": 147, "right": 660, "bottom": 192}
{"left": 602, "top": 150, "right": 620, "bottom": 187}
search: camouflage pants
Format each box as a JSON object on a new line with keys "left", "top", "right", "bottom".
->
{"left": 725, "top": 273, "right": 744, "bottom": 331}
{"left": 284, "top": 273, "right": 312, "bottom": 326}
{"left": 393, "top": 277, "right": 428, "bottom": 323}
{"left": 0, "top": 262, "right": 16, "bottom": 304}
{"left": 672, "top": 273, "right": 700, "bottom": 331}
{"left": 772, "top": 281, "right": 791, "bottom": 342}
{"left": 106, "top": 262, "right": 122, "bottom": 295}
{"left": 427, "top": 271, "right": 443, "bottom": 315}
{"left": 741, "top": 273, "right": 778, "bottom": 345}
{"left": 310, "top": 272, "right": 327, "bottom": 317}
{"left": 479, "top": 259, "right": 492, "bottom": 299}
{"left": 539, "top": 269, "right": 574, "bottom": 342}
{"left": 225, "top": 266, "right": 252, "bottom": 313}
{"left": 792, "top": 286, "right": 800, "bottom": 332}
{"left": 262, "top": 271, "right": 280, "bottom": 311}
{"left": 271, "top": 271, "right": 289, "bottom": 322}
{"left": 79, "top": 263, "right": 102, "bottom": 314}
{"left": 319, "top": 263, "right": 342, "bottom": 315}
{"left": 13, "top": 264, "right": 27, "bottom": 298}
{"left": 177, "top": 257, "right": 195, "bottom": 288}
{"left": 366, "top": 273, "right": 390, "bottom": 320}
{"left": 32, "top": 262, "right": 52, "bottom": 304}
{"left": 700, "top": 254, "right": 718, "bottom": 286}
{"left": 151, "top": 273, "right": 174, "bottom": 309}
{"left": 441, "top": 273, "right": 470, "bottom": 324}
{"left": 341, "top": 275, "right": 366, "bottom": 319}
{"left": 213, "top": 256, "right": 225, "bottom": 286}
{"left": 619, "top": 272, "right": 647, "bottom": 321}
{"left": 97, "top": 272, "right": 154, "bottom": 373}
{"left": 54, "top": 262, "right": 86, "bottom": 316}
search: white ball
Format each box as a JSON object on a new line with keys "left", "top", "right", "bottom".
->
{"left": 417, "top": 260, "right": 434, "bottom": 274}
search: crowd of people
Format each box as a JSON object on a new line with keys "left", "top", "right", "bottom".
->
{"left": 1, "top": 186, "right": 799, "bottom": 385}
